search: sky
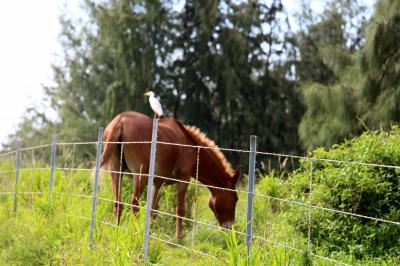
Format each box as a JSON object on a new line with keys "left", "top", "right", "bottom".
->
{"left": 0, "top": 1, "right": 80, "bottom": 146}
{"left": 0, "top": 0, "right": 375, "bottom": 146}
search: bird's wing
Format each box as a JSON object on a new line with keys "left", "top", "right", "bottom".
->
{"left": 150, "top": 97, "right": 163, "bottom": 116}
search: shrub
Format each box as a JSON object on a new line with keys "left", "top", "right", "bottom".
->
{"left": 289, "top": 127, "right": 400, "bottom": 259}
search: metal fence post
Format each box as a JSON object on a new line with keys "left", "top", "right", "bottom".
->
{"left": 307, "top": 160, "right": 314, "bottom": 258}
{"left": 89, "top": 127, "right": 104, "bottom": 246}
{"left": 13, "top": 142, "right": 21, "bottom": 213}
{"left": 48, "top": 135, "right": 57, "bottom": 202}
{"left": 143, "top": 118, "right": 159, "bottom": 260}
{"left": 246, "top": 135, "right": 257, "bottom": 259}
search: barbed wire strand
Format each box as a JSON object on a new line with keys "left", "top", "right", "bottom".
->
{"left": 0, "top": 191, "right": 43, "bottom": 195}
{"left": 0, "top": 206, "right": 11, "bottom": 211}
{"left": 1, "top": 203, "right": 134, "bottom": 234}
{"left": 149, "top": 234, "right": 221, "bottom": 262}
{"left": 56, "top": 142, "right": 97, "bottom": 146}
{"left": 257, "top": 151, "right": 400, "bottom": 170}
{"left": 103, "top": 141, "right": 151, "bottom": 145}
{"left": 54, "top": 167, "right": 92, "bottom": 172}
{"left": 19, "top": 144, "right": 52, "bottom": 151}
{"left": 54, "top": 191, "right": 93, "bottom": 199}
{"left": 19, "top": 167, "right": 50, "bottom": 172}
{"left": 0, "top": 170, "right": 16, "bottom": 174}
{"left": 0, "top": 150, "right": 17, "bottom": 157}
{"left": 65, "top": 214, "right": 133, "bottom": 232}
{"left": 5, "top": 139, "right": 400, "bottom": 169}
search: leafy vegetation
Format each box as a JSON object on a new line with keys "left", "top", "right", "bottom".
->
{"left": 0, "top": 151, "right": 318, "bottom": 265}
{"left": 289, "top": 127, "right": 400, "bottom": 262}
{"left": 2, "top": 1, "right": 400, "bottom": 263}
{"left": 2, "top": 127, "right": 400, "bottom": 265}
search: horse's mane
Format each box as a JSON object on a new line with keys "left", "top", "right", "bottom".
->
{"left": 183, "top": 125, "right": 234, "bottom": 177}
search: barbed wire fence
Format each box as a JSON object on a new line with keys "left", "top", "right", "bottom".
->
{"left": 0, "top": 120, "right": 399, "bottom": 265}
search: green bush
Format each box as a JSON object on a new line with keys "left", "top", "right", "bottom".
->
{"left": 290, "top": 127, "right": 400, "bottom": 259}
{"left": 254, "top": 171, "right": 290, "bottom": 216}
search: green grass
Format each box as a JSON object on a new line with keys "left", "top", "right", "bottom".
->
{"left": 0, "top": 157, "right": 395, "bottom": 265}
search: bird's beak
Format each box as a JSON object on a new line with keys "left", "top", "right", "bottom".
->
{"left": 144, "top": 92, "right": 150, "bottom": 96}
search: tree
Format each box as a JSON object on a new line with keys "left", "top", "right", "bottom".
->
{"left": 5, "top": 0, "right": 304, "bottom": 158}
{"left": 172, "top": 0, "right": 302, "bottom": 154}
{"left": 295, "top": 0, "right": 396, "bottom": 150}
{"left": 46, "top": 0, "right": 174, "bottom": 141}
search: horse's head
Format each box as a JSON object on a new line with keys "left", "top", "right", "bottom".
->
{"left": 208, "top": 166, "right": 241, "bottom": 228}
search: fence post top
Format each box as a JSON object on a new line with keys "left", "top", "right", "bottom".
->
{"left": 250, "top": 136, "right": 257, "bottom": 145}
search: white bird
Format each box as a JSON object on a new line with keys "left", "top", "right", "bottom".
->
{"left": 144, "top": 91, "right": 163, "bottom": 119}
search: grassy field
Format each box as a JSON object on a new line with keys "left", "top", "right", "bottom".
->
{"left": 0, "top": 153, "right": 394, "bottom": 265}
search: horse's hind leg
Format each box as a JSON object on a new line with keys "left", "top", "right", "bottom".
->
{"left": 111, "top": 172, "right": 123, "bottom": 224}
{"left": 176, "top": 180, "right": 189, "bottom": 239}
{"left": 151, "top": 183, "right": 162, "bottom": 219}
{"left": 131, "top": 174, "right": 147, "bottom": 214}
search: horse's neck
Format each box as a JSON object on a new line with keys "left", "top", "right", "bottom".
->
{"left": 197, "top": 173, "right": 227, "bottom": 188}
{"left": 183, "top": 126, "right": 232, "bottom": 191}
{"left": 196, "top": 153, "right": 230, "bottom": 190}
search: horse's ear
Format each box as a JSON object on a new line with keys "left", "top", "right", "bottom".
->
{"left": 232, "top": 165, "right": 241, "bottom": 185}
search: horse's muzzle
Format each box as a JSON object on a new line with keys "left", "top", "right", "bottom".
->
{"left": 221, "top": 221, "right": 233, "bottom": 229}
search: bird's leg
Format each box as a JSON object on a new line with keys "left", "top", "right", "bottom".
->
{"left": 154, "top": 113, "right": 158, "bottom": 120}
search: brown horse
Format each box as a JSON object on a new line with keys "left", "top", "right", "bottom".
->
{"left": 100, "top": 111, "right": 240, "bottom": 238}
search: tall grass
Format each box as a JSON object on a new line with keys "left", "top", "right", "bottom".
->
{"left": 0, "top": 165, "right": 147, "bottom": 265}
{"left": 1, "top": 154, "right": 393, "bottom": 265}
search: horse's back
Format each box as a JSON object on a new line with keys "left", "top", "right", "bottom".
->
{"left": 109, "top": 111, "right": 196, "bottom": 179}
{"left": 117, "top": 111, "right": 188, "bottom": 143}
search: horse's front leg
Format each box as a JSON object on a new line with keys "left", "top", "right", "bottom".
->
{"left": 176, "top": 180, "right": 189, "bottom": 239}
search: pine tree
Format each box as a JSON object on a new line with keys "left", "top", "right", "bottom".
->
{"left": 296, "top": 0, "right": 383, "bottom": 150}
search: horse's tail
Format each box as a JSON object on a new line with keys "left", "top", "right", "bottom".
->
{"left": 101, "top": 114, "right": 123, "bottom": 167}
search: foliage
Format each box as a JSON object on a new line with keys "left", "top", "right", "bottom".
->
{"left": 294, "top": 0, "right": 367, "bottom": 85}
{"left": 0, "top": 170, "right": 146, "bottom": 265}
{"left": 299, "top": 0, "right": 400, "bottom": 149}
{"left": 290, "top": 127, "right": 400, "bottom": 259}
{"left": 222, "top": 226, "right": 265, "bottom": 266}
{"left": 2, "top": 140, "right": 400, "bottom": 264}
{"left": 254, "top": 171, "right": 290, "bottom": 215}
